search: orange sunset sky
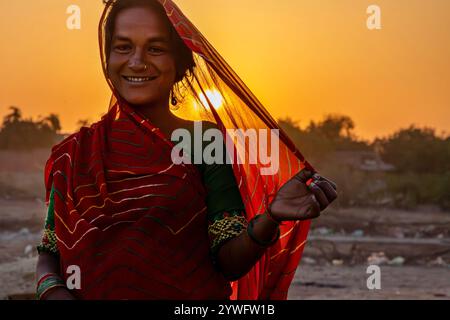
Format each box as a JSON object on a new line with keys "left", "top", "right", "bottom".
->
{"left": 0, "top": 0, "right": 449, "bottom": 141}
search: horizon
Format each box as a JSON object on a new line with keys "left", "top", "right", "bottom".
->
{"left": 1, "top": 0, "right": 449, "bottom": 141}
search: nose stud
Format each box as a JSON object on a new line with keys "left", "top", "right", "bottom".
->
{"left": 129, "top": 61, "right": 148, "bottom": 71}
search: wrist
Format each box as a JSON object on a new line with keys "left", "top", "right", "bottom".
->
{"left": 36, "top": 273, "right": 66, "bottom": 300}
{"left": 265, "top": 209, "right": 282, "bottom": 226}
{"left": 247, "top": 215, "right": 280, "bottom": 247}
{"left": 40, "top": 285, "right": 68, "bottom": 300}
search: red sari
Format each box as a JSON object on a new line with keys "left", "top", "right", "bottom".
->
{"left": 44, "top": 0, "right": 315, "bottom": 300}
{"left": 45, "top": 103, "right": 234, "bottom": 299}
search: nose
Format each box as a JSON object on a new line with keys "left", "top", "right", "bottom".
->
{"left": 128, "top": 58, "right": 147, "bottom": 72}
{"left": 128, "top": 49, "right": 148, "bottom": 72}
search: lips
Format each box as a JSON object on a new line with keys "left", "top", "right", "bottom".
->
{"left": 122, "top": 75, "right": 158, "bottom": 83}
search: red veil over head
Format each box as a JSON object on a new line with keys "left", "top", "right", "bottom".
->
{"left": 97, "top": 0, "right": 315, "bottom": 300}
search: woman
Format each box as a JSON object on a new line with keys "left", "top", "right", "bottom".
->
{"left": 36, "top": 0, "right": 337, "bottom": 300}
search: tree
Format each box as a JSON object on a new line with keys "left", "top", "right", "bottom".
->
{"left": 38, "top": 113, "right": 61, "bottom": 133}
{"left": 0, "top": 106, "right": 62, "bottom": 149}
{"left": 375, "top": 125, "right": 449, "bottom": 174}
{"left": 307, "top": 114, "right": 355, "bottom": 141}
{"left": 3, "top": 106, "right": 22, "bottom": 125}
{"left": 278, "top": 116, "right": 450, "bottom": 209}
{"left": 278, "top": 114, "right": 371, "bottom": 170}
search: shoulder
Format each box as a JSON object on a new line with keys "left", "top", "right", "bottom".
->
{"left": 49, "top": 132, "right": 80, "bottom": 157}
{"left": 49, "top": 118, "right": 105, "bottom": 158}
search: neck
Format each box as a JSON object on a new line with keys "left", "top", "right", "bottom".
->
{"left": 128, "top": 97, "right": 183, "bottom": 138}
{"left": 131, "top": 98, "right": 174, "bottom": 123}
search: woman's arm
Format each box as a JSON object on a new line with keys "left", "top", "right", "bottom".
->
{"left": 36, "top": 253, "right": 76, "bottom": 300}
{"left": 199, "top": 157, "right": 282, "bottom": 281}
{"left": 35, "top": 184, "right": 76, "bottom": 300}
{"left": 196, "top": 124, "right": 336, "bottom": 281}
{"left": 216, "top": 212, "right": 279, "bottom": 281}
{"left": 36, "top": 252, "right": 60, "bottom": 276}
{"left": 217, "top": 169, "right": 336, "bottom": 281}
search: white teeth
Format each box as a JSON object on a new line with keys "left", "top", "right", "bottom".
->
{"left": 124, "top": 76, "right": 155, "bottom": 82}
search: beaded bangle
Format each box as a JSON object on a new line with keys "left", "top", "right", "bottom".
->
{"left": 36, "top": 273, "right": 59, "bottom": 288}
{"left": 36, "top": 274, "right": 66, "bottom": 300}
{"left": 247, "top": 215, "right": 280, "bottom": 247}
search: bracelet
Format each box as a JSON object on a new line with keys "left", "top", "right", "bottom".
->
{"left": 36, "top": 273, "right": 59, "bottom": 289}
{"left": 36, "top": 274, "right": 66, "bottom": 300}
{"left": 247, "top": 215, "right": 280, "bottom": 247}
{"left": 265, "top": 209, "right": 282, "bottom": 225}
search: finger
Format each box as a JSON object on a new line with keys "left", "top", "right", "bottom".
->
{"left": 294, "top": 194, "right": 321, "bottom": 220}
{"left": 294, "top": 169, "right": 314, "bottom": 184}
{"left": 309, "top": 182, "right": 329, "bottom": 210}
{"left": 316, "top": 180, "right": 338, "bottom": 203}
{"left": 303, "top": 194, "right": 321, "bottom": 219}
{"left": 322, "top": 177, "right": 337, "bottom": 191}
{"left": 313, "top": 173, "right": 337, "bottom": 191}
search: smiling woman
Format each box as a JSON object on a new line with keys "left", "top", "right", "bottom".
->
{"left": 34, "top": 0, "right": 337, "bottom": 300}
{"left": 105, "top": 1, "right": 194, "bottom": 116}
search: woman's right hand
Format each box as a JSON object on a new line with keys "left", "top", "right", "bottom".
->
{"left": 42, "top": 287, "right": 77, "bottom": 300}
{"left": 268, "top": 169, "right": 337, "bottom": 222}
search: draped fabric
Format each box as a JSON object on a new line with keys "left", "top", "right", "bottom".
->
{"left": 44, "top": 0, "right": 315, "bottom": 300}
{"left": 44, "top": 102, "right": 234, "bottom": 299}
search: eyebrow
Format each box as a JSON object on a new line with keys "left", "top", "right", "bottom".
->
{"left": 112, "top": 35, "right": 170, "bottom": 43}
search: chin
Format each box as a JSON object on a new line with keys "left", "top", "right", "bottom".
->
{"left": 123, "top": 95, "right": 155, "bottom": 106}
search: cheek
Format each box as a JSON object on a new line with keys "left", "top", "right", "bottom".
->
{"left": 108, "top": 54, "right": 125, "bottom": 74}
{"left": 156, "top": 56, "right": 177, "bottom": 78}
{"left": 107, "top": 56, "right": 124, "bottom": 87}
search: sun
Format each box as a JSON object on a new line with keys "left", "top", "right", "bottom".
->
{"left": 198, "top": 89, "right": 224, "bottom": 110}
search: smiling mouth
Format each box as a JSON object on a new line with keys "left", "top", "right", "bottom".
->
{"left": 122, "top": 75, "right": 158, "bottom": 83}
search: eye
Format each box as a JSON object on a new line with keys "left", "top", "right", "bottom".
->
{"left": 113, "top": 44, "right": 132, "bottom": 53}
{"left": 148, "top": 47, "right": 164, "bottom": 54}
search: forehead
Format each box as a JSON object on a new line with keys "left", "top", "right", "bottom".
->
{"left": 113, "top": 6, "right": 170, "bottom": 40}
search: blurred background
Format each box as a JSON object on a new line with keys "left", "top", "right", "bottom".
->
{"left": 0, "top": 0, "right": 449, "bottom": 299}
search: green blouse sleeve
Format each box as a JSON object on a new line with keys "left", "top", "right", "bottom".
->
{"left": 199, "top": 161, "right": 245, "bottom": 221}
{"left": 191, "top": 122, "right": 248, "bottom": 258}
{"left": 199, "top": 160, "right": 248, "bottom": 259}
{"left": 36, "top": 184, "right": 59, "bottom": 255}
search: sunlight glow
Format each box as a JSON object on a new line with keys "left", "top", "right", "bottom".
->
{"left": 198, "top": 89, "right": 224, "bottom": 110}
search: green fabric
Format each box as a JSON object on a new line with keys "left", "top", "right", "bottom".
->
{"left": 171, "top": 121, "right": 245, "bottom": 222}
{"left": 199, "top": 161, "right": 245, "bottom": 221}
{"left": 45, "top": 185, "right": 56, "bottom": 230}
{"left": 36, "top": 185, "right": 59, "bottom": 255}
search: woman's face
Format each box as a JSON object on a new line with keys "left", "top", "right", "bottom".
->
{"left": 107, "top": 6, "right": 176, "bottom": 106}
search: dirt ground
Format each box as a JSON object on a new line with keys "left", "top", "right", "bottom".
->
{"left": 289, "top": 265, "right": 449, "bottom": 300}
{"left": 1, "top": 198, "right": 449, "bottom": 300}
{"left": 0, "top": 149, "right": 449, "bottom": 300}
